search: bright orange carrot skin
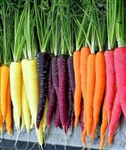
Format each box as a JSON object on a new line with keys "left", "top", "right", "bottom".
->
{"left": 1, "top": 65, "right": 10, "bottom": 120}
{"left": 81, "top": 128, "right": 87, "bottom": 145}
{"left": 86, "top": 54, "right": 96, "bottom": 136}
{"left": 99, "top": 95, "right": 108, "bottom": 150}
{"left": 0, "top": 66, "right": 3, "bottom": 126}
{"left": 73, "top": 50, "right": 82, "bottom": 129}
{"left": 93, "top": 51, "right": 106, "bottom": 127}
{"left": 80, "top": 46, "right": 90, "bottom": 100}
{"left": 5, "top": 78, "right": 12, "bottom": 135}
{"left": 80, "top": 47, "right": 90, "bottom": 127}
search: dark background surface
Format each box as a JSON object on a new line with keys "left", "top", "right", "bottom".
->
{"left": 0, "top": 139, "right": 98, "bottom": 150}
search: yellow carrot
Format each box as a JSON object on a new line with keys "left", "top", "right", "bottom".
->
{"left": 10, "top": 62, "right": 22, "bottom": 130}
{"left": 26, "top": 59, "right": 39, "bottom": 126}
{"left": 22, "top": 81, "right": 31, "bottom": 132}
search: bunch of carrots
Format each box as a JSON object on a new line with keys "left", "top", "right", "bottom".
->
{"left": 0, "top": 0, "right": 126, "bottom": 149}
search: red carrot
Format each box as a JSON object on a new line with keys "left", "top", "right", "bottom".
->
{"left": 108, "top": 92, "right": 122, "bottom": 146}
{"left": 104, "top": 50, "right": 116, "bottom": 122}
{"left": 114, "top": 47, "right": 126, "bottom": 118}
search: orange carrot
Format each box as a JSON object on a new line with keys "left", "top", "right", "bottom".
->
{"left": 93, "top": 51, "right": 106, "bottom": 127}
{"left": 99, "top": 94, "right": 108, "bottom": 150}
{"left": 80, "top": 47, "right": 90, "bottom": 127}
{"left": 91, "top": 121, "right": 95, "bottom": 141}
{"left": 5, "top": 77, "right": 12, "bottom": 135}
{"left": 81, "top": 128, "right": 87, "bottom": 146}
{"left": 0, "top": 66, "right": 3, "bottom": 127}
{"left": 1, "top": 65, "right": 10, "bottom": 120}
{"left": 86, "top": 53, "right": 96, "bottom": 136}
{"left": 80, "top": 46, "right": 90, "bottom": 100}
{"left": 73, "top": 50, "right": 82, "bottom": 129}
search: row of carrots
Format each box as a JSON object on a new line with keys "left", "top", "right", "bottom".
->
{"left": 0, "top": 0, "right": 126, "bottom": 149}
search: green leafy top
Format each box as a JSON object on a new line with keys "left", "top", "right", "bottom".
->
{"left": 107, "top": 0, "right": 117, "bottom": 50}
{"left": 1, "top": 1, "right": 13, "bottom": 65}
{"left": 13, "top": 5, "right": 25, "bottom": 61}
{"left": 34, "top": 0, "right": 52, "bottom": 53}
{"left": 92, "top": 0, "right": 106, "bottom": 52}
{"left": 24, "top": 0, "right": 37, "bottom": 59}
{"left": 116, "top": 0, "right": 126, "bottom": 47}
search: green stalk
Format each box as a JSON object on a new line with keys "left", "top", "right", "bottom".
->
{"left": 13, "top": 6, "right": 25, "bottom": 62}
{"left": 64, "top": 0, "right": 74, "bottom": 56}
{"left": 24, "top": 0, "right": 37, "bottom": 59}
{"left": 51, "top": 0, "right": 60, "bottom": 56}
{"left": 93, "top": 0, "right": 106, "bottom": 52}
{"left": 1, "top": 1, "right": 13, "bottom": 65}
{"left": 107, "top": 0, "right": 117, "bottom": 50}
{"left": 73, "top": 0, "right": 91, "bottom": 50}
{"left": 34, "top": 0, "right": 52, "bottom": 53}
{"left": 116, "top": 0, "right": 126, "bottom": 47}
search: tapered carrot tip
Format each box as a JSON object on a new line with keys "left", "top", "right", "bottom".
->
{"left": 74, "top": 118, "right": 79, "bottom": 130}
{"left": 108, "top": 135, "right": 113, "bottom": 146}
{"left": 7, "top": 128, "right": 12, "bottom": 136}
{"left": 36, "top": 123, "right": 40, "bottom": 129}
{"left": 99, "top": 137, "right": 105, "bottom": 150}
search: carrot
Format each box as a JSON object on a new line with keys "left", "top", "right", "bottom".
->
{"left": 73, "top": 50, "right": 82, "bottom": 129}
{"left": 81, "top": 128, "right": 87, "bottom": 145}
{"left": 5, "top": 77, "right": 12, "bottom": 136}
{"left": 36, "top": 52, "right": 50, "bottom": 129}
{"left": 1, "top": 65, "right": 10, "bottom": 120}
{"left": 80, "top": 46, "right": 90, "bottom": 101}
{"left": 93, "top": 51, "right": 106, "bottom": 127}
{"left": 0, "top": 66, "right": 3, "bottom": 127}
{"left": 10, "top": 62, "right": 22, "bottom": 130}
{"left": 99, "top": 94, "right": 108, "bottom": 150}
{"left": 22, "top": 81, "right": 31, "bottom": 132}
{"left": 86, "top": 53, "right": 96, "bottom": 136}
{"left": 80, "top": 47, "right": 90, "bottom": 134}
{"left": 58, "top": 55, "right": 68, "bottom": 129}
{"left": 46, "top": 85, "right": 56, "bottom": 126}
{"left": 108, "top": 92, "right": 122, "bottom": 146}
{"left": 114, "top": 47, "right": 126, "bottom": 118}
{"left": 104, "top": 50, "right": 116, "bottom": 121}
{"left": 26, "top": 59, "right": 39, "bottom": 126}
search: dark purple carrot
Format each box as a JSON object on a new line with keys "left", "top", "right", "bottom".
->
{"left": 54, "top": 99, "right": 61, "bottom": 128}
{"left": 67, "top": 56, "right": 75, "bottom": 95}
{"left": 48, "top": 54, "right": 54, "bottom": 100}
{"left": 65, "top": 77, "right": 73, "bottom": 134}
{"left": 58, "top": 55, "right": 67, "bottom": 128}
{"left": 46, "top": 85, "right": 57, "bottom": 126}
{"left": 36, "top": 52, "right": 50, "bottom": 129}
{"left": 80, "top": 100, "right": 84, "bottom": 132}
{"left": 52, "top": 56, "right": 59, "bottom": 97}
{"left": 70, "top": 110, "right": 75, "bottom": 128}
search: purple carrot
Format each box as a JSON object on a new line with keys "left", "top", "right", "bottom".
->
{"left": 46, "top": 85, "right": 57, "bottom": 126}
{"left": 36, "top": 52, "right": 50, "bottom": 129}
{"left": 58, "top": 55, "right": 67, "bottom": 129}
{"left": 70, "top": 110, "right": 75, "bottom": 128}
{"left": 65, "top": 75, "right": 74, "bottom": 134}
{"left": 54, "top": 99, "right": 61, "bottom": 128}
{"left": 52, "top": 56, "right": 59, "bottom": 96}
{"left": 67, "top": 56, "right": 75, "bottom": 95}
{"left": 48, "top": 54, "right": 54, "bottom": 100}
{"left": 80, "top": 100, "right": 84, "bottom": 132}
